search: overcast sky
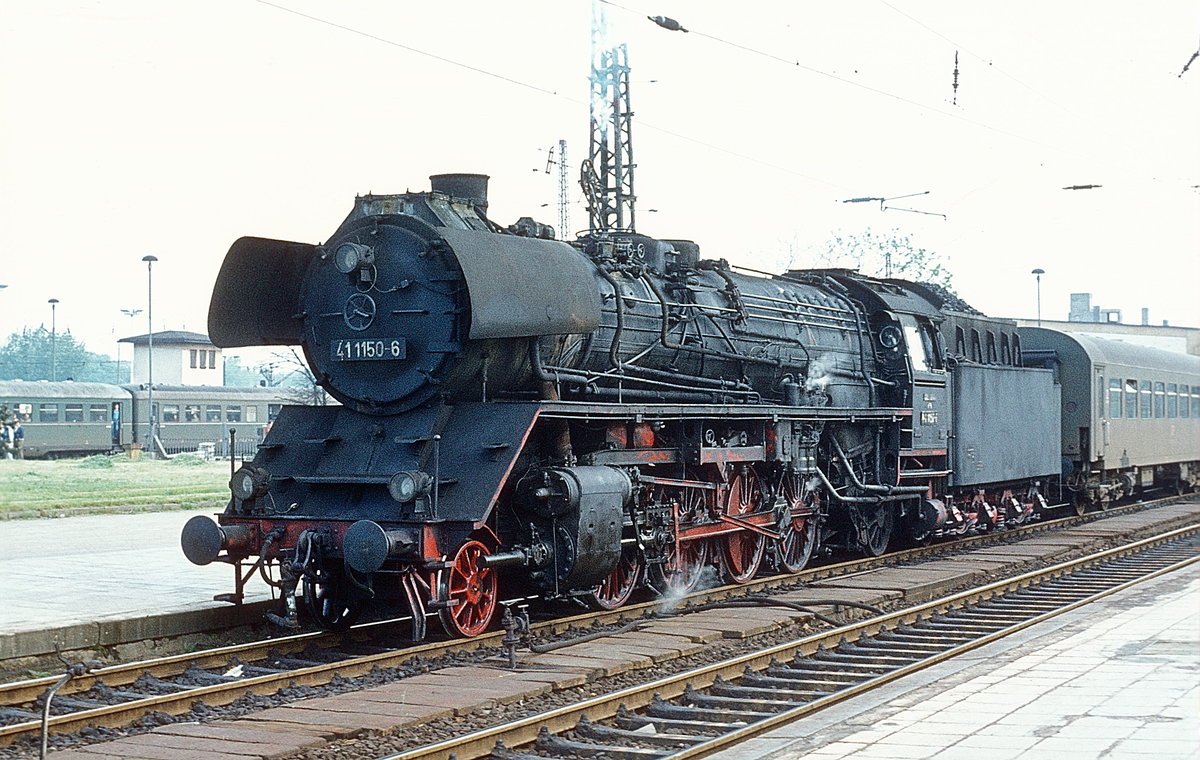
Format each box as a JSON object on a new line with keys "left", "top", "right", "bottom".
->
{"left": 1, "top": 1, "right": 1197, "bottom": 364}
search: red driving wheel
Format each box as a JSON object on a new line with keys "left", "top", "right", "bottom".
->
{"left": 722, "top": 469, "right": 766, "bottom": 583}
{"left": 437, "top": 540, "right": 498, "bottom": 637}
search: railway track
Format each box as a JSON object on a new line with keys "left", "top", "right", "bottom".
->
{"left": 378, "top": 524, "right": 1200, "bottom": 760}
{"left": 1, "top": 496, "right": 1193, "bottom": 751}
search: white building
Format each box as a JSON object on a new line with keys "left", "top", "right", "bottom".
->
{"left": 118, "top": 330, "right": 223, "bottom": 385}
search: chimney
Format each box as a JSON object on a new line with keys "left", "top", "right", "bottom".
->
{"left": 430, "top": 173, "right": 490, "bottom": 214}
{"left": 1141, "top": 308, "right": 1149, "bottom": 326}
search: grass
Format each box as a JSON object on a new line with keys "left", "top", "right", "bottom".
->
{"left": 0, "top": 455, "right": 235, "bottom": 518}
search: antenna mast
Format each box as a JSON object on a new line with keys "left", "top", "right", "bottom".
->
{"left": 582, "top": 0, "right": 636, "bottom": 232}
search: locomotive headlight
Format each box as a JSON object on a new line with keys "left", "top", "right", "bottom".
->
{"left": 333, "top": 242, "right": 375, "bottom": 274}
{"left": 389, "top": 470, "right": 433, "bottom": 503}
{"left": 230, "top": 465, "right": 271, "bottom": 501}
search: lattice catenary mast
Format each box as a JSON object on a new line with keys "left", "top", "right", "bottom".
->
{"left": 582, "top": 0, "right": 636, "bottom": 233}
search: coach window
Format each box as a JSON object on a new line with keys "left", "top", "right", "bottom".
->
{"left": 245, "top": 405, "right": 258, "bottom": 423}
{"left": 185, "top": 404, "right": 201, "bottom": 422}
{"left": 89, "top": 404, "right": 108, "bottom": 422}
{"left": 1125, "top": 379, "right": 1138, "bottom": 418}
{"left": 205, "top": 405, "right": 222, "bottom": 423}
{"left": 163, "top": 404, "right": 180, "bottom": 423}
{"left": 1139, "top": 381, "right": 1152, "bottom": 418}
{"left": 1153, "top": 382, "right": 1165, "bottom": 418}
{"left": 1109, "top": 379, "right": 1122, "bottom": 418}
{"left": 39, "top": 403, "right": 59, "bottom": 422}
{"left": 268, "top": 403, "right": 282, "bottom": 421}
{"left": 1192, "top": 387, "right": 1200, "bottom": 418}
{"left": 226, "top": 405, "right": 242, "bottom": 422}
{"left": 1167, "top": 384, "right": 1178, "bottom": 418}
{"left": 65, "top": 404, "right": 84, "bottom": 423}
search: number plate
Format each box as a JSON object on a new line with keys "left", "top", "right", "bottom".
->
{"left": 332, "top": 338, "right": 406, "bottom": 362}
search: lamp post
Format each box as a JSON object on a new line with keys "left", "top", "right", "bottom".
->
{"left": 117, "top": 308, "right": 142, "bottom": 383}
{"left": 48, "top": 298, "right": 59, "bottom": 381}
{"left": 142, "top": 255, "right": 158, "bottom": 454}
{"left": 1031, "top": 268, "right": 1045, "bottom": 326}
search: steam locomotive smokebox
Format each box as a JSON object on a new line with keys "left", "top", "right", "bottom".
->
{"left": 430, "top": 173, "right": 489, "bottom": 212}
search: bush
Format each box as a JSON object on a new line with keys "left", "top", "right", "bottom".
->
{"left": 78, "top": 454, "right": 116, "bottom": 469}
{"left": 167, "top": 453, "right": 208, "bottom": 467}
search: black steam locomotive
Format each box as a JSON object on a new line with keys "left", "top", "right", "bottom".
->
{"left": 182, "top": 174, "right": 1063, "bottom": 638}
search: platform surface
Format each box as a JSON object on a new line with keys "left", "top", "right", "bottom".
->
{"left": 0, "top": 509, "right": 272, "bottom": 638}
{"left": 708, "top": 560, "right": 1200, "bottom": 760}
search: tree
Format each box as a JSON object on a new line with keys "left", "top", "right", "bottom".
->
{"left": 0, "top": 327, "right": 119, "bottom": 382}
{"left": 811, "top": 228, "right": 955, "bottom": 291}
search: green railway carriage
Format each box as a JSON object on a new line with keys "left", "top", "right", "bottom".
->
{"left": 0, "top": 380, "right": 128, "bottom": 458}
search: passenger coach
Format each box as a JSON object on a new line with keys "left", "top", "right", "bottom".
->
{"left": 1021, "top": 328, "right": 1200, "bottom": 507}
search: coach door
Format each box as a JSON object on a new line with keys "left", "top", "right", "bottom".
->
{"left": 111, "top": 401, "right": 122, "bottom": 446}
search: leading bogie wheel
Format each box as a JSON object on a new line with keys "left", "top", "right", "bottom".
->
{"left": 437, "top": 540, "right": 498, "bottom": 638}
{"left": 302, "top": 569, "right": 362, "bottom": 632}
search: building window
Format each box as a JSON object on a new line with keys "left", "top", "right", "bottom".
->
{"left": 970, "top": 330, "right": 982, "bottom": 362}
{"left": 40, "top": 403, "right": 59, "bottom": 422}
{"left": 199, "top": 351, "right": 207, "bottom": 369}
{"left": 1108, "top": 379, "right": 1122, "bottom": 418}
{"left": 226, "top": 405, "right": 242, "bottom": 422}
{"left": 65, "top": 404, "right": 84, "bottom": 423}
{"left": 190, "top": 349, "right": 198, "bottom": 368}
{"left": 208, "top": 350, "right": 217, "bottom": 368}
{"left": 954, "top": 327, "right": 965, "bottom": 356}
{"left": 205, "top": 405, "right": 222, "bottom": 423}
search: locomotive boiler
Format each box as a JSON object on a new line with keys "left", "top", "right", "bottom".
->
{"left": 183, "top": 174, "right": 1059, "bottom": 637}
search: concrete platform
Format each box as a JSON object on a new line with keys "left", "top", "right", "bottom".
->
{"left": 0, "top": 508, "right": 274, "bottom": 660}
{"left": 706, "top": 561, "right": 1200, "bottom": 760}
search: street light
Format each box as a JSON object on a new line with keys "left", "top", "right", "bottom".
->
{"left": 142, "top": 255, "right": 158, "bottom": 454}
{"left": 1031, "top": 268, "right": 1045, "bottom": 326}
{"left": 48, "top": 298, "right": 59, "bottom": 381}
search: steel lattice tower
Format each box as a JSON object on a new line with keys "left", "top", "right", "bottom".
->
{"left": 583, "top": 1, "right": 636, "bottom": 233}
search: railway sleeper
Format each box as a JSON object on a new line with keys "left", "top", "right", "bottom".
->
{"left": 904, "top": 620, "right": 1006, "bottom": 635}
{"left": 812, "top": 650, "right": 914, "bottom": 668}
{"left": 36, "top": 694, "right": 106, "bottom": 712}
{"left": 615, "top": 705, "right": 728, "bottom": 736}
{"left": 0, "top": 707, "right": 41, "bottom": 723}
{"left": 712, "top": 676, "right": 830, "bottom": 702}
{"left": 976, "top": 598, "right": 1063, "bottom": 611}
{"left": 490, "top": 738, "right": 557, "bottom": 760}
{"left": 832, "top": 641, "right": 928, "bottom": 660}
{"left": 681, "top": 684, "right": 796, "bottom": 713}
{"left": 91, "top": 683, "right": 158, "bottom": 702}
{"left": 538, "top": 725, "right": 665, "bottom": 759}
{"left": 644, "top": 696, "right": 771, "bottom": 724}
{"left": 573, "top": 716, "right": 705, "bottom": 748}
{"left": 182, "top": 666, "right": 241, "bottom": 686}
{"left": 763, "top": 665, "right": 866, "bottom": 687}
{"left": 133, "top": 673, "right": 195, "bottom": 693}
{"left": 738, "top": 670, "right": 841, "bottom": 695}
{"left": 939, "top": 610, "right": 1035, "bottom": 624}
